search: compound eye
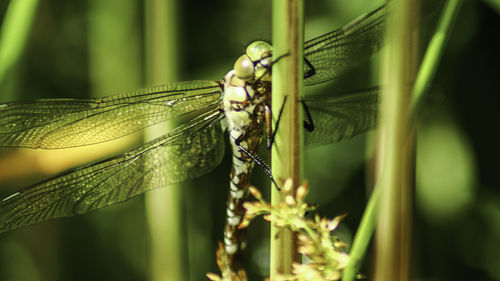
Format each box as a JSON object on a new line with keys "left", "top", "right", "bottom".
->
{"left": 234, "top": 54, "right": 254, "bottom": 81}
{"left": 246, "top": 41, "right": 272, "bottom": 62}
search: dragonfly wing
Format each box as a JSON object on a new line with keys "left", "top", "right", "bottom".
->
{"left": 0, "top": 109, "right": 224, "bottom": 233}
{"left": 303, "top": 6, "right": 386, "bottom": 86}
{"left": 0, "top": 80, "right": 222, "bottom": 149}
{"left": 304, "top": 87, "right": 378, "bottom": 145}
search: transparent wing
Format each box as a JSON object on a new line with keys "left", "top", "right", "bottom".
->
{"left": 303, "top": 6, "right": 386, "bottom": 85}
{"left": 304, "top": 87, "right": 378, "bottom": 145}
{"left": 0, "top": 109, "right": 224, "bottom": 233}
{"left": 0, "top": 80, "right": 222, "bottom": 149}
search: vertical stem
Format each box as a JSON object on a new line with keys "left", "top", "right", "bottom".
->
{"left": 342, "top": 179, "right": 381, "bottom": 281}
{"left": 0, "top": 0, "right": 39, "bottom": 97}
{"left": 144, "top": 0, "right": 183, "bottom": 281}
{"left": 88, "top": 1, "right": 143, "bottom": 277}
{"left": 411, "top": 0, "right": 463, "bottom": 115}
{"left": 88, "top": 0, "right": 141, "bottom": 96}
{"left": 374, "top": 1, "right": 418, "bottom": 281}
{"left": 344, "top": 2, "right": 462, "bottom": 280}
{"left": 271, "top": 0, "right": 304, "bottom": 278}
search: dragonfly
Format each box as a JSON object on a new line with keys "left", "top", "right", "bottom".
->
{"left": 0, "top": 4, "right": 384, "bottom": 271}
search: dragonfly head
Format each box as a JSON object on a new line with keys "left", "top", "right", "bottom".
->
{"left": 233, "top": 41, "right": 272, "bottom": 82}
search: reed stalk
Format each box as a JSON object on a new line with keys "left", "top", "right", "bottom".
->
{"left": 270, "top": 0, "right": 304, "bottom": 278}
{"left": 144, "top": 0, "right": 184, "bottom": 281}
{"left": 0, "top": 0, "right": 39, "bottom": 94}
{"left": 342, "top": 1, "right": 463, "bottom": 280}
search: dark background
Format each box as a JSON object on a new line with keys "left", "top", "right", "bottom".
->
{"left": 0, "top": 0, "right": 499, "bottom": 280}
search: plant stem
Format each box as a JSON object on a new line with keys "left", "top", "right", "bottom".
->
{"left": 88, "top": 0, "right": 141, "bottom": 96}
{"left": 343, "top": 1, "right": 463, "bottom": 280}
{"left": 373, "top": 1, "right": 418, "bottom": 280}
{"left": 0, "top": 0, "right": 39, "bottom": 94}
{"left": 342, "top": 177, "right": 382, "bottom": 281}
{"left": 144, "top": 0, "right": 184, "bottom": 281}
{"left": 271, "top": 0, "right": 304, "bottom": 278}
{"left": 342, "top": 1, "right": 463, "bottom": 279}
{"left": 411, "top": 0, "right": 463, "bottom": 116}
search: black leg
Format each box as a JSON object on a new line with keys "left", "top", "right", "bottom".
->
{"left": 301, "top": 100, "right": 315, "bottom": 132}
{"left": 304, "top": 57, "right": 316, "bottom": 79}
{"left": 255, "top": 52, "right": 290, "bottom": 80}
{"left": 267, "top": 96, "right": 288, "bottom": 150}
{"left": 271, "top": 52, "right": 290, "bottom": 66}
{"left": 232, "top": 136, "right": 281, "bottom": 191}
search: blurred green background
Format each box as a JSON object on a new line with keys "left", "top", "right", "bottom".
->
{"left": 0, "top": 0, "right": 499, "bottom": 280}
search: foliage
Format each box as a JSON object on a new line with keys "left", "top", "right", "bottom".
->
{"left": 208, "top": 179, "right": 349, "bottom": 281}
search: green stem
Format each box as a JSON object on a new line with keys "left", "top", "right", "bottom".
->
{"left": 411, "top": 0, "right": 463, "bottom": 116}
{"left": 88, "top": 0, "right": 141, "bottom": 96}
{"left": 374, "top": 1, "right": 417, "bottom": 279}
{"left": 342, "top": 179, "right": 381, "bottom": 281}
{"left": 144, "top": 0, "right": 184, "bottom": 281}
{"left": 342, "top": 1, "right": 463, "bottom": 280}
{"left": 271, "top": 0, "right": 304, "bottom": 277}
{"left": 0, "top": 0, "right": 39, "bottom": 92}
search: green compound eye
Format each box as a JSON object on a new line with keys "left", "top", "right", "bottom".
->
{"left": 246, "top": 41, "right": 272, "bottom": 62}
{"left": 234, "top": 54, "right": 254, "bottom": 81}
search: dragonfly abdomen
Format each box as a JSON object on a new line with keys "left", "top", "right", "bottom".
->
{"left": 224, "top": 155, "right": 254, "bottom": 268}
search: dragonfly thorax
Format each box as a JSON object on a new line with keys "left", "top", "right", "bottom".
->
{"left": 223, "top": 70, "right": 263, "bottom": 140}
{"left": 222, "top": 41, "right": 273, "bottom": 143}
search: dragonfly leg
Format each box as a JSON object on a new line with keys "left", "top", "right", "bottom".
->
{"left": 254, "top": 52, "right": 290, "bottom": 81}
{"left": 268, "top": 98, "right": 315, "bottom": 144}
{"left": 267, "top": 96, "right": 287, "bottom": 150}
{"left": 232, "top": 135, "right": 280, "bottom": 190}
{"left": 301, "top": 100, "right": 315, "bottom": 132}
{"left": 264, "top": 104, "right": 272, "bottom": 149}
{"left": 304, "top": 57, "right": 316, "bottom": 78}
{"left": 272, "top": 52, "right": 290, "bottom": 65}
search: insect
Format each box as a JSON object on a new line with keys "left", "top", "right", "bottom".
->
{"left": 0, "top": 4, "right": 384, "bottom": 271}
